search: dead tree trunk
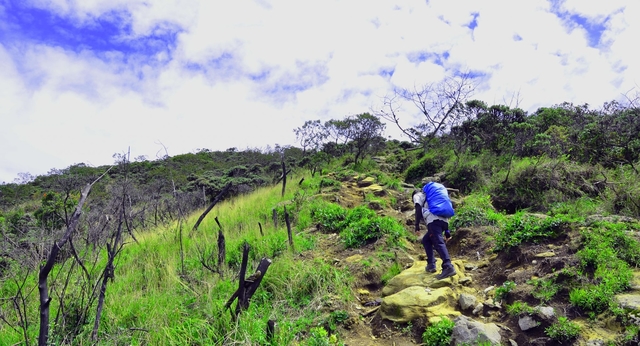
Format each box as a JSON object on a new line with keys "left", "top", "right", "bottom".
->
{"left": 235, "top": 242, "right": 250, "bottom": 317}
{"left": 258, "top": 222, "right": 263, "bottom": 236}
{"left": 38, "top": 169, "right": 109, "bottom": 346}
{"left": 272, "top": 209, "right": 278, "bottom": 229}
{"left": 281, "top": 160, "right": 287, "bottom": 197}
{"left": 192, "top": 183, "right": 232, "bottom": 232}
{"left": 92, "top": 157, "right": 129, "bottom": 342}
{"left": 215, "top": 217, "right": 226, "bottom": 274}
{"left": 225, "top": 257, "right": 272, "bottom": 313}
{"left": 284, "top": 206, "right": 293, "bottom": 251}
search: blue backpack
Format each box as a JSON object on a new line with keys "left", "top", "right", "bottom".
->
{"left": 422, "top": 182, "right": 455, "bottom": 218}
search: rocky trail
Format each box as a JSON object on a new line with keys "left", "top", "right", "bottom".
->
{"left": 301, "top": 172, "right": 640, "bottom": 345}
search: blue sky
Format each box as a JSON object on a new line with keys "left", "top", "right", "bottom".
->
{"left": 0, "top": 0, "right": 638, "bottom": 183}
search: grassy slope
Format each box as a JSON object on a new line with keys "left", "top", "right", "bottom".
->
{"left": 0, "top": 172, "right": 362, "bottom": 345}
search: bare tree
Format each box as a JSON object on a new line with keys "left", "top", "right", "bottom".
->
{"left": 38, "top": 168, "right": 110, "bottom": 346}
{"left": 377, "top": 73, "right": 476, "bottom": 149}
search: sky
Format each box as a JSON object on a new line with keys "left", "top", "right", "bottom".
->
{"left": 1, "top": 0, "right": 638, "bottom": 184}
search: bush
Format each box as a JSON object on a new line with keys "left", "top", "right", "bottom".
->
{"left": 493, "top": 213, "right": 569, "bottom": 251}
{"left": 307, "top": 326, "right": 330, "bottom": 346}
{"left": 506, "top": 301, "right": 534, "bottom": 316}
{"left": 490, "top": 159, "right": 600, "bottom": 213}
{"left": 494, "top": 281, "right": 516, "bottom": 303}
{"left": 444, "top": 158, "right": 481, "bottom": 194}
{"left": 528, "top": 278, "right": 560, "bottom": 304}
{"left": 545, "top": 317, "right": 581, "bottom": 342}
{"left": 405, "top": 152, "right": 447, "bottom": 184}
{"left": 422, "top": 317, "right": 455, "bottom": 346}
{"left": 570, "top": 222, "right": 637, "bottom": 314}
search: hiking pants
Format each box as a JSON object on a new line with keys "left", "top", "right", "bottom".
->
{"left": 422, "top": 220, "right": 453, "bottom": 270}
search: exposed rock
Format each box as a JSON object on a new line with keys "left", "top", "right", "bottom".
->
{"left": 362, "top": 184, "right": 386, "bottom": 197}
{"left": 518, "top": 316, "right": 539, "bottom": 331}
{"left": 379, "top": 286, "right": 460, "bottom": 323}
{"left": 381, "top": 260, "right": 465, "bottom": 296}
{"left": 451, "top": 315, "right": 501, "bottom": 346}
{"left": 459, "top": 277, "right": 473, "bottom": 286}
{"left": 357, "top": 177, "right": 376, "bottom": 187}
{"left": 586, "top": 340, "right": 605, "bottom": 346}
{"left": 459, "top": 293, "right": 477, "bottom": 311}
{"left": 529, "top": 337, "right": 552, "bottom": 345}
{"left": 614, "top": 294, "right": 640, "bottom": 310}
{"left": 483, "top": 286, "right": 495, "bottom": 294}
{"left": 472, "top": 303, "right": 484, "bottom": 316}
{"left": 534, "top": 251, "right": 556, "bottom": 258}
{"left": 357, "top": 289, "right": 370, "bottom": 296}
{"left": 345, "top": 254, "right": 363, "bottom": 263}
{"left": 534, "top": 306, "right": 555, "bottom": 321}
{"left": 586, "top": 214, "right": 638, "bottom": 224}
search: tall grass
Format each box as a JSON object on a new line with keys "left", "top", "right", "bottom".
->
{"left": 0, "top": 172, "right": 357, "bottom": 345}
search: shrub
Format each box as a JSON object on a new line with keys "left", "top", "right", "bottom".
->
{"left": 405, "top": 152, "right": 447, "bottom": 184}
{"left": 490, "top": 159, "right": 600, "bottom": 213}
{"left": 570, "top": 222, "right": 637, "bottom": 314}
{"left": 545, "top": 317, "right": 581, "bottom": 342}
{"left": 494, "top": 281, "right": 516, "bottom": 303}
{"left": 529, "top": 278, "right": 560, "bottom": 304}
{"left": 311, "top": 202, "right": 347, "bottom": 233}
{"left": 506, "top": 301, "right": 534, "bottom": 316}
{"left": 307, "top": 326, "right": 330, "bottom": 346}
{"left": 422, "top": 317, "right": 455, "bottom": 346}
{"left": 444, "top": 158, "right": 481, "bottom": 194}
{"left": 493, "top": 213, "right": 569, "bottom": 251}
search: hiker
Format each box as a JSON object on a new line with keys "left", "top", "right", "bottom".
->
{"left": 414, "top": 182, "right": 456, "bottom": 280}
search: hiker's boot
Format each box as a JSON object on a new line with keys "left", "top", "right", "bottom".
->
{"left": 436, "top": 265, "right": 456, "bottom": 280}
{"left": 425, "top": 265, "right": 437, "bottom": 273}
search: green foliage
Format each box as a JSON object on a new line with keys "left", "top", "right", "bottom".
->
{"left": 405, "top": 152, "right": 447, "bottom": 184}
{"left": 493, "top": 213, "right": 569, "bottom": 251}
{"left": 381, "top": 262, "right": 402, "bottom": 284}
{"left": 570, "top": 221, "right": 637, "bottom": 314}
{"left": 506, "top": 301, "right": 534, "bottom": 316}
{"left": 34, "top": 191, "right": 78, "bottom": 230}
{"left": 528, "top": 278, "right": 560, "bottom": 304}
{"left": 311, "top": 201, "right": 348, "bottom": 233}
{"left": 494, "top": 281, "right": 516, "bottom": 303}
{"left": 327, "top": 310, "right": 349, "bottom": 331}
{"left": 309, "top": 203, "right": 407, "bottom": 249}
{"left": 450, "top": 193, "right": 504, "bottom": 230}
{"left": 307, "top": 327, "right": 330, "bottom": 346}
{"left": 545, "top": 317, "right": 581, "bottom": 342}
{"left": 422, "top": 317, "right": 455, "bottom": 346}
{"left": 490, "top": 158, "right": 601, "bottom": 213}
{"left": 444, "top": 155, "right": 481, "bottom": 194}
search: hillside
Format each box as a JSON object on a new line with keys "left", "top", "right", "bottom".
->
{"left": 1, "top": 100, "right": 640, "bottom": 345}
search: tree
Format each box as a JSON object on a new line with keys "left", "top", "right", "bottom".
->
{"left": 378, "top": 73, "right": 476, "bottom": 149}
{"left": 342, "top": 113, "right": 386, "bottom": 164}
{"left": 293, "top": 120, "right": 327, "bottom": 154}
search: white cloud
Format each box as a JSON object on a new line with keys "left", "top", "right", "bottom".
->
{"left": 1, "top": 0, "right": 640, "bottom": 183}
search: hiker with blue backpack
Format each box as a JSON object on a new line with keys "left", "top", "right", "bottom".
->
{"left": 413, "top": 182, "right": 457, "bottom": 280}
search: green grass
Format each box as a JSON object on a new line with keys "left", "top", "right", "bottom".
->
{"left": 493, "top": 212, "right": 571, "bottom": 251}
{"left": 0, "top": 173, "right": 358, "bottom": 345}
{"left": 422, "top": 317, "right": 454, "bottom": 346}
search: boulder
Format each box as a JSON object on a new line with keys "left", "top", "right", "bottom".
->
{"left": 451, "top": 315, "right": 502, "bottom": 346}
{"left": 362, "top": 184, "right": 386, "bottom": 196}
{"left": 379, "top": 286, "right": 460, "bottom": 323}
{"left": 357, "top": 177, "right": 376, "bottom": 187}
{"left": 382, "top": 260, "right": 465, "bottom": 296}
{"left": 534, "top": 306, "right": 555, "bottom": 321}
{"left": 459, "top": 293, "right": 477, "bottom": 311}
{"left": 614, "top": 294, "right": 640, "bottom": 310}
{"left": 518, "top": 316, "right": 539, "bottom": 331}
